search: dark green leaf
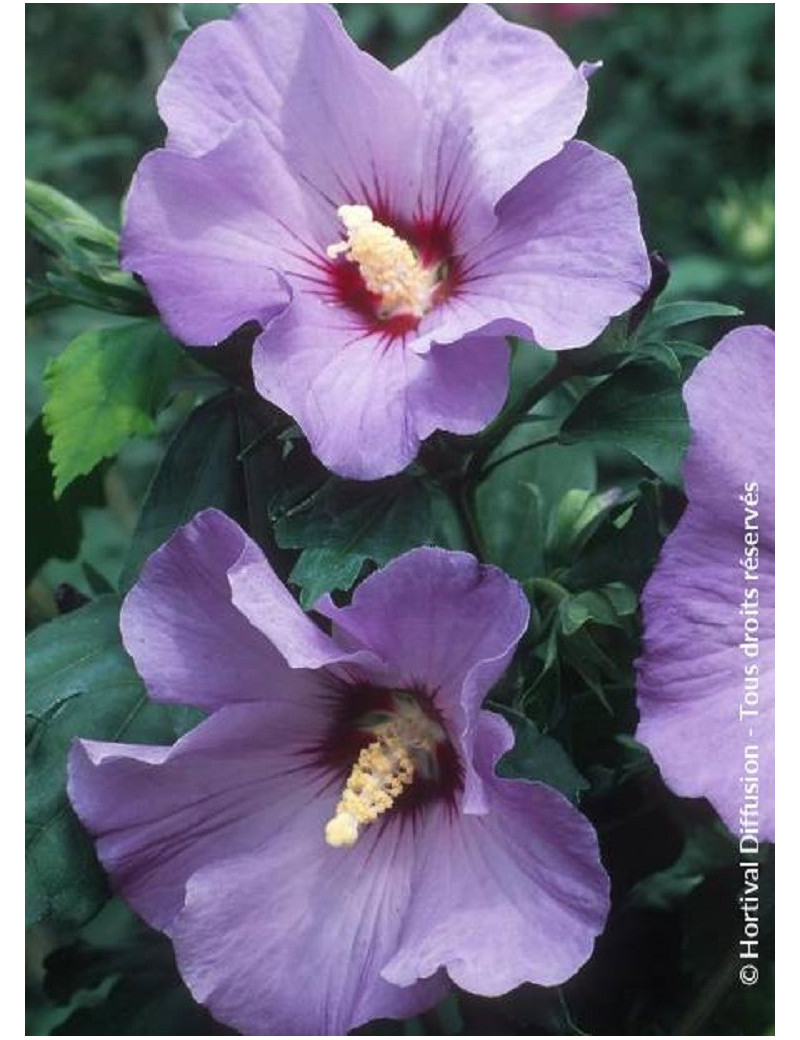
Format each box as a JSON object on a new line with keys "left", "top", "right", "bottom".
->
{"left": 561, "top": 360, "right": 690, "bottom": 486}
{"left": 627, "top": 822, "right": 737, "bottom": 911}
{"left": 472, "top": 985, "right": 584, "bottom": 1035}
{"left": 26, "top": 597, "right": 177, "bottom": 927}
{"left": 288, "top": 548, "right": 366, "bottom": 607}
{"left": 638, "top": 299, "right": 743, "bottom": 340}
{"left": 25, "top": 416, "right": 105, "bottom": 582}
{"left": 559, "top": 584, "right": 638, "bottom": 637}
{"left": 477, "top": 365, "right": 598, "bottom": 580}
{"left": 120, "top": 392, "right": 290, "bottom": 589}
{"left": 43, "top": 320, "right": 180, "bottom": 496}
{"left": 545, "top": 487, "right": 626, "bottom": 570}
{"left": 495, "top": 708, "right": 589, "bottom": 802}
{"left": 44, "top": 931, "right": 234, "bottom": 1035}
{"left": 558, "top": 626, "right": 626, "bottom": 712}
{"left": 275, "top": 475, "right": 435, "bottom": 608}
{"left": 639, "top": 341, "right": 683, "bottom": 376}
{"left": 383, "top": 4, "right": 441, "bottom": 37}
{"left": 569, "top": 481, "right": 670, "bottom": 592}
{"left": 82, "top": 561, "right": 115, "bottom": 596}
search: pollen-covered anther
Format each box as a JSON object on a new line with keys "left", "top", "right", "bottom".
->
{"left": 325, "top": 730, "right": 415, "bottom": 848}
{"left": 326, "top": 204, "right": 437, "bottom": 320}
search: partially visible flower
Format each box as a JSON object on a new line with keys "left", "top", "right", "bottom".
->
{"left": 122, "top": 2, "right": 648, "bottom": 479}
{"left": 69, "top": 510, "right": 609, "bottom": 1035}
{"left": 636, "top": 327, "right": 775, "bottom": 840}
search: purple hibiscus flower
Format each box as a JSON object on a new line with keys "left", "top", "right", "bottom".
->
{"left": 636, "top": 326, "right": 775, "bottom": 841}
{"left": 121, "top": 2, "right": 649, "bottom": 480}
{"left": 68, "top": 509, "right": 609, "bottom": 1035}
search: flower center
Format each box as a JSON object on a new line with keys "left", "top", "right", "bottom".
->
{"left": 324, "top": 691, "right": 446, "bottom": 848}
{"left": 326, "top": 204, "right": 438, "bottom": 320}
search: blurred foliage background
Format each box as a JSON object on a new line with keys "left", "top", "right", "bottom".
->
{"left": 26, "top": 4, "right": 775, "bottom": 1035}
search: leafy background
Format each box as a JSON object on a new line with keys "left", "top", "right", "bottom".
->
{"left": 26, "top": 3, "right": 775, "bottom": 1035}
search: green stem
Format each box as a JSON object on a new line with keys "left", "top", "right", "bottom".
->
{"left": 465, "top": 356, "right": 571, "bottom": 485}
{"left": 477, "top": 432, "right": 561, "bottom": 483}
{"left": 447, "top": 479, "right": 487, "bottom": 562}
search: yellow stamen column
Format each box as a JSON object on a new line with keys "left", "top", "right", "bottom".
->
{"left": 324, "top": 730, "right": 415, "bottom": 848}
{"left": 326, "top": 204, "right": 437, "bottom": 320}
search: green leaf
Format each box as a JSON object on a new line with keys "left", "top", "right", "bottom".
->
{"left": 545, "top": 487, "right": 625, "bottom": 571}
{"left": 495, "top": 708, "right": 589, "bottom": 802}
{"left": 569, "top": 481, "right": 668, "bottom": 593}
{"left": 559, "top": 584, "right": 638, "bottom": 637}
{"left": 120, "top": 392, "right": 290, "bottom": 589}
{"left": 43, "top": 930, "right": 234, "bottom": 1036}
{"left": 561, "top": 360, "right": 690, "bottom": 486}
{"left": 476, "top": 348, "right": 598, "bottom": 581}
{"left": 557, "top": 626, "right": 625, "bottom": 713}
{"left": 638, "top": 299, "right": 743, "bottom": 340}
{"left": 287, "top": 548, "right": 366, "bottom": 608}
{"left": 275, "top": 475, "right": 435, "bottom": 608}
{"left": 25, "top": 416, "right": 105, "bottom": 582}
{"left": 43, "top": 320, "right": 180, "bottom": 497}
{"left": 638, "top": 338, "right": 709, "bottom": 379}
{"left": 627, "top": 822, "right": 736, "bottom": 911}
{"left": 26, "top": 597, "right": 178, "bottom": 927}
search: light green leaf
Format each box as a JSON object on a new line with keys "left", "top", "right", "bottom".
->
{"left": 569, "top": 481, "right": 666, "bottom": 593}
{"left": 43, "top": 320, "right": 180, "bottom": 497}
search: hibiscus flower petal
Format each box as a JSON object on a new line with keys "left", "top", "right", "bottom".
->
{"left": 68, "top": 698, "right": 336, "bottom": 931}
{"left": 636, "top": 326, "right": 775, "bottom": 840}
{"left": 397, "top": 3, "right": 588, "bottom": 206}
{"left": 318, "top": 548, "right": 529, "bottom": 710}
{"left": 170, "top": 797, "right": 449, "bottom": 1035}
{"left": 158, "top": 3, "right": 422, "bottom": 213}
{"left": 636, "top": 510, "right": 775, "bottom": 839}
{"left": 382, "top": 714, "right": 609, "bottom": 993}
{"left": 120, "top": 120, "right": 336, "bottom": 346}
{"left": 252, "top": 294, "right": 510, "bottom": 479}
{"left": 424, "top": 141, "right": 649, "bottom": 351}
{"left": 121, "top": 509, "right": 358, "bottom": 710}
{"left": 408, "top": 334, "right": 510, "bottom": 439}
{"left": 682, "top": 325, "right": 775, "bottom": 531}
